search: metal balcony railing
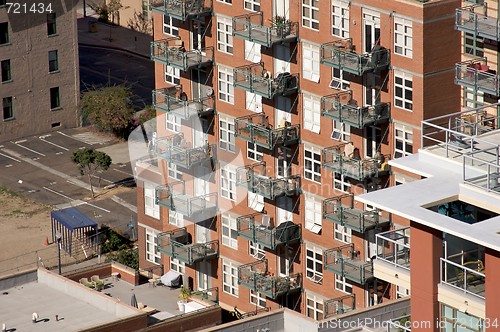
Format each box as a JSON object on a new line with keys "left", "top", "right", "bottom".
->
{"left": 455, "top": 58, "right": 499, "bottom": 95}
{"left": 324, "top": 294, "right": 355, "bottom": 318}
{"left": 150, "top": 0, "right": 212, "bottom": 20}
{"left": 387, "top": 315, "right": 411, "bottom": 332}
{"left": 322, "top": 143, "right": 391, "bottom": 181}
{"left": 237, "top": 211, "right": 301, "bottom": 249}
{"left": 235, "top": 113, "right": 300, "bottom": 149}
{"left": 455, "top": 5, "right": 500, "bottom": 41}
{"left": 152, "top": 87, "right": 215, "bottom": 120}
{"left": 376, "top": 227, "right": 410, "bottom": 270}
{"left": 323, "top": 194, "right": 391, "bottom": 233}
{"left": 232, "top": 12, "right": 298, "bottom": 47}
{"left": 239, "top": 307, "right": 271, "bottom": 319}
{"left": 321, "top": 91, "right": 390, "bottom": 129}
{"left": 157, "top": 228, "right": 219, "bottom": 265}
{"left": 151, "top": 37, "right": 213, "bottom": 70}
{"left": 192, "top": 287, "right": 219, "bottom": 304}
{"left": 155, "top": 181, "right": 218, "bottom": 217}
{"left": 321, "top": 38, "right": 390, "bottom": 76}
{"left": 154, "top": 133, "right": 217, "bottom": 169}
{"left": 440, "top": 257, "right": 485, "bottom": 299}
{"left": 234, "top": 62, "right": 299, "bottom": 99}
{"left": 238, "top": 259, "right": 303, "bottom": 299}
{"left": 324, "top": 244, "right": 373, "bottom": 285}
{"left": 236, "top": 161, "right": 301, "bottom": 199}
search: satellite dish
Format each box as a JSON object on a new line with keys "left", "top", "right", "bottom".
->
{"left": 206, "top": 88, "right": 213, "bottom": 96}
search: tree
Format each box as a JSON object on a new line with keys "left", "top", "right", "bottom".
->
{"left": 89, "top": 0, "right": 127, "bottom": 23}
{"left": 127, "top": 11, "right": 152, "bottom": 35}
{"left": 71, "top": 148, "right": 112, "bottom": 198}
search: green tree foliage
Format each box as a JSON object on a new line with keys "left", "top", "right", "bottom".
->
{"left": 71, "top": 148, "right": 112, "bottom": 198}
{"left": 101, "top": 229, "right": 127, "bottom": 253}
{"left": 106, "top": 246, "right": 139, "bottom": 270}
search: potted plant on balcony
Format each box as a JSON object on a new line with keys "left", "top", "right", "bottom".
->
{"left": 270, "top": 15, "right": 292, "bottom": 38}
{"left": 177, "top": 286, "right": 191, "bottom": 312}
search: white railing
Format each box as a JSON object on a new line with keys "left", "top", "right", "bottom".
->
{"left": 376, "top": 227, "right": 410, "bottom": 270}
{"left": 440, "top": 257, "right": 485, "bottom": 299}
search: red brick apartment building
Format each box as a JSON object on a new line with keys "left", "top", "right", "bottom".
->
{"left": 135, "top": 0, "right": 471, "bottom": 321}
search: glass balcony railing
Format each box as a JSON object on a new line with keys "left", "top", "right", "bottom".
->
{"left": 232, "top": 12, "right": 298, "bottom": 47}
{"left": 151, "top": 37, "right": 213, "bottom": 70}
{"left": 154, "top": 133, "right": 217, "bottom": 169}
{"left": 321, "top": 38, "right": 390, "bottom": 76}
{"left": 324, "top": 244, "right": 374, "bottom": 285}
{"left": 236, "top": 212, "right": 301, "bottom": 249}
{"left": 387, "top": 315, "right": 411, "bottom": 332}
{"left": 455, "top": 5, "right": 500, "bottom": 41}
{"left": 235, "top": 113, "right": 300, "bottom": 149}
{"left": 376, "top": 227, "right": 410, "bottom": 270}
{"left": 155, "top": 181, "right": 218, "bottom": 217}
{"left": 455, "top": 58, "right": 499, "bottom": 96}
{"left": 157, "top": 228, "right": 219, "bottom": 265}
{"left": 234, "top": 62, "right": 299, "bottom": 99}
{"left": 150, "top": 0, "right": 212, "bottom": 20}
{"left": 324, "top": 294, "right": 355, "bottom": 318}
{"left": 152, "top": 87, "right": 215, "bottom": 120}
{"left": 322, "top": 143, "right": 391, "bottom": 181}
{"left": 323, "top": 194, "right": 390, "bottom": 233}
{"left": 440, "top": 257, "right": 485, "bottom": 299}
{"left": 236, "top": 161, "right": 301, "bottom": 199}
{"left": 321, "top": 91, "right": 390, "bottom": 129}
{"left": 238, "top": 259, "right": 303, "bottom": 299}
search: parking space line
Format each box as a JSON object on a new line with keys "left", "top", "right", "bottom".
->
{"left": 43, "top": 186, "right": 111, "bottom": 213}
{"left": 39, "top": 135, "right": 69, "bottom": 151}
{"left": 91, "top": 174, "right": 114, "bottom": 183}
{"left": 57, "top": 131, "right": 94, "bottom": 145}
{"left": 0, "top": 152, "right": 21, "bottom": 163}
{"left": 12, "top": 141, "right": 46, "bottom": 157}
{"left": 113, "top": 168, "right": 133, "bottom": 177}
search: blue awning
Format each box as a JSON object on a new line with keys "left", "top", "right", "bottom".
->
{"left": 50, "top": 207, "right": 97, "bottom": 231}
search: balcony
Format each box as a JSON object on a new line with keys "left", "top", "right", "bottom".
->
{"left": 456, "top": 5, "right": 500, "bottom": 41}
{"left": 155, "top": 181, "right": 218, "bottom": 217}
{"left": 234, "top": 62, "right": 299, "bottom": 99}
{"left": 150, "top": 0, "right": 212, "bottom": 21}
{"left": 455, "top": 58, "right": 499, "bottom": 95}
{"left": 322, "top": 143, "right": 391, "bottom": 181}
{"left": 324, "top": 294, "right": 355, "bottom": 318}
{"left": 235, "top": 113, "right": 300, "bottom": 149}
{"left": 238, "top": 259, "right": 303, "bottom": 299}
{"left": 321, "top": 38, "right": 390, "bottom": 76}
{"left": 157, "top": 228, "right": 219, "bottom": 265}
{"left": 236, "top": 161, "right": 301, "bottom": 199}
{"left": 387, "top": 315, "right": 411, "bottom": 332}
{"left": 151, "top": 37, "right": 213, "bottom": 70}
{"left": 152, "top": 87, "right": 215, "bottom": 120}
{"left": 232, "top": 12, "right": 298, "bottom": 47}
{"left": 154, "top": 133, "right": 217, "bottom": 169}
{"left": 237, "top": 212, "right": 301, "bottom": 249}
{"left": 376, "top": 227, "right": 410, "bottom": 271}
{"left": 321, "top": 91, "right": 390, "bottom": 129}
{"left": 323, "top": 194, "right": 390, "bottom": 233}
{"left": 324, "top": 244, "right": 374, "bottom": 285}
{"left": 440, "top": 257, "right": 485, "bottom": 299}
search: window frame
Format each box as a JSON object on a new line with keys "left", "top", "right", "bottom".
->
{"left": 330, "top": 67, "right": 350, "bottom": 91}
{"left": 304, "top": 145, "right": 322, "bottom": 183}
{"left": 49, "top": 50, "right": 58, "bottom": 73}
{"left": 222, "top": 260, "right": 239, "bottom": 297}
{"left": 146, "top": 229, "right": 161, "bottom": 264}
{"left": 3, "top": 96, "right": 13, "bottom": 120}
{"left": 0, "top": 22, "right": 9, "bottom": 45}
{"left": 250, "top": 289, "right": 266, "bottom": 308}
{"left": 170, "top": 257, "right": 185, "bottom": 274}
{"left": 305, "top": 195, "right": 322, "bottom": 233}
{"left": 302, "top": 0, "right": 319, "bottom": 31}
{"left": 333, "top": 172, "right": 351, "bottom": 193}
{"left": 335, "top": 275, "right": 353, "bottom": 293}
{"left": 306, "top": 294, "right": 324, "bottom": 320}
{"left": 50, "top": 87, "right": 60, "bottom": 109}
{"left": 167, "top": 162, "right": 183, "bottom": 180}
{"left": 47, "top": 13, "right": 56, "bottom": 36}
{"left": 302, "top": 43, "right": 320, "bottom": 82}
{"left": 221, "top": 167, "right": 237, "bottom": 201}
{"left": 217, "top": 16, "right": 233, "bottom": 54}
{"left": 222, "top": 214, "right": 238, "bottom": 249}
{"left": 163, "top": 15, "right": 179, "bottom": 36}
{"left": 169, "top": 210, "right": 184, "bottom": 227}
{"left": 246, "top": 91, "right": 262, "bottom": 113}
{"left": 334, "top": 223, "right": 352, "bottom": 243}
{"left": 394, "top": 17, "right": 412, "bottom": 58}
{"left": 244, "top": 0, "right": 260, "bottom": 11}
{"left": 249, "top": 241, "right": 265, "bottom": 260}
{"left": 394, "top": 71, "right": 413, "bottom": 111}
{"left": 303, "top": 94, "right": 321, "bottom": 134}
{"left": 332, "top": 0, "right": 349, "bottom": 38}
{"left": 166, "top": 113, "right": 181, "bottom": 132}
{"left": 331, "top": 120, "right": 350, "bottom": 142}
{"left": 144, "top": 182, "right": 160, "bottom": 219}
{"left": 165, "top": 65, "right": 180, "bottom": 85}
{"left": 218, "top": 66, "right": 234, "bottom": 104}
{"left": 306, "top": 244, "right": 323, "bottom": 284}
{"left": 244, "top": 40, "right": 261, "bottom": 63}
{"left": 247, "top": 141, "right": 263, "bottom": 162}
{"left": 219, "top": 118, "right": 235, "bottom": 152}
{"left": 248, "top": 191, "right": 264, "bottom": 211}
{"left": 394, "top": 123, "right": 413, "bottom": 159}
{"left": 463, "top": 87, "right": 484, "bottom": 109}
{"left": 1, "top": 59, "right": 11, "bottom": 82}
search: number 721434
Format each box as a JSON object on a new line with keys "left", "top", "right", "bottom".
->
{"left": 6, "top": 3, "right": 53, "bottom": 14}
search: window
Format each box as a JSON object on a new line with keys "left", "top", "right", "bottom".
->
{"left": 247, "top": 142, "right": 263, "bottom": 161}
{"left": 47, "top": 14, "right": 56, "bottom": 35}
{"left": 144, "top": 182, "right": 160, "bottom": 219}
{"left": 0, "top": 22, "right": 8, "bottom": 45}
{"left": 249, "top": 241, "right": 265, "bottom": 260}
{"left": 50, "top": 87, "right": 60, "bottom": 109}
{"left": 222, "top": 214, "right": 238, "bottom": 249}
{"left": 441, "top": 304, "right": 485, "bottom": 332}
{"left": 302, "top": 0, "right": 319, "bottom": 30}
{"left": 0, "top": 0, "right": 5, "bottom": 7}
{"left": 146, "top": 229, "right": 161, "bottom": 264}
{"left": 333, "top": 172, "right": 350, "bottom": 192}
{"left": 305, "top": 195, "right": 322, "bottom": 233}
{"left": 394, "top": 17, "right": 412, "bottom": 58}
{"left": 464, "top": 32, "right": 484, "bottom": 57}
{"left": 250, "top": 290, "right": 266, "bottom": 308}
{"left": 246, "top": 91, "right": 262, "bottom": 113}
{"left": 168, "top": 162, "right": 183, "bottom": 180}
{"left": 3, "top": 97, "right": 13, "bottom": 120}
{"left": 169, "top": 210, "right": 184, "bottom": 227}
{"left": 306, "top": 295, "right": 324, "bottom": 320}
{"left": 306, "top": 245, "right": 323, "bottom": 283}
{"left": 1, "top": 59, "right": 11, "bottom": 82}
{"left": 396, "top": 285, "right": 410, "bottom": 299}
{"left": 165, "top": 65, "right": 180, "bottom": 85}
{"left": 304, "top": 146, "right": 321, "bottom": 183}
{"left": 244, "top": 0, "right": 260, "bottom": 11}
{"left": 142, "top": 1, "right": 148, "bottom": 20}
{"left": 218, "top": 66, "right": 234, "bottom": 104}
{"left": 303, "top": 94, "right": 321, "bottom": 133}
{"left": 331, "top": 120, "right": 350, "bottom": 142}
{"left": 334, "top": 223, "right": 351, "bottom": 242}
{"left": 223, "top": 260, "right": 239, "bottom": 297}
{"left": 218, "top": 0, "right": 232, "bottom": 3}
{"left": 49, "top": 50, "right": 58, "bottom": 72}
{"left": 332, "top": 0, "right": 349, "bottom": 38}
{"left": 163, "top": 16, "right": 179, "bottom": 36}
{"left": 217, "top": 17, "right": 233, "bottom": 54}
{"left": 248, "top": 191, "right": 264, "bottom": 211}
{"left": 219, "top": 118, "right": 235, "bottom": 152}
{"left": 394, "top": 123, "right": 413, "bottom": 158}
{"left": 245, "top": 40, "right": 261, "bottom": 63}
{"left": 335, "top": 275, "right": 353, "bottom": 293}
{"left": 464, "top": 87, "right": 483, "bottom": 109}
{"left": 302, "top": 43, "right": 320, "bottom": 82}
{"left": 221, "top": 167, "right": 237, "bottom": 201}
{"left": 166, "top": 114, "right": 181, "bottom": 132}
{"left": 171, "top": 258, "right": 185, "bottom": 274}
{"left": 394, "top": 71, "right": 412, "bottom": 111}
{"left": 330, "top": 68, "right": 350, "bottom": 90}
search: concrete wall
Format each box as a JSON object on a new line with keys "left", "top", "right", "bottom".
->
{"left": 138, "top": 305, "right": 222, "bottom": 332}
{"left": 0, "top": 269, "right": 37, "bottom": 291}
{"left": 64, "top": 261, "right": 140, "bottom": 285}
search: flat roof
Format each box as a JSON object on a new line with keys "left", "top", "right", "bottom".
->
{"left": 51, "top": 207, "right": 97, "bottom": 231}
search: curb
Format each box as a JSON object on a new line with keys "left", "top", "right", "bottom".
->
{"left": 78, "top": 42, "right": 150, "bottom": 60}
